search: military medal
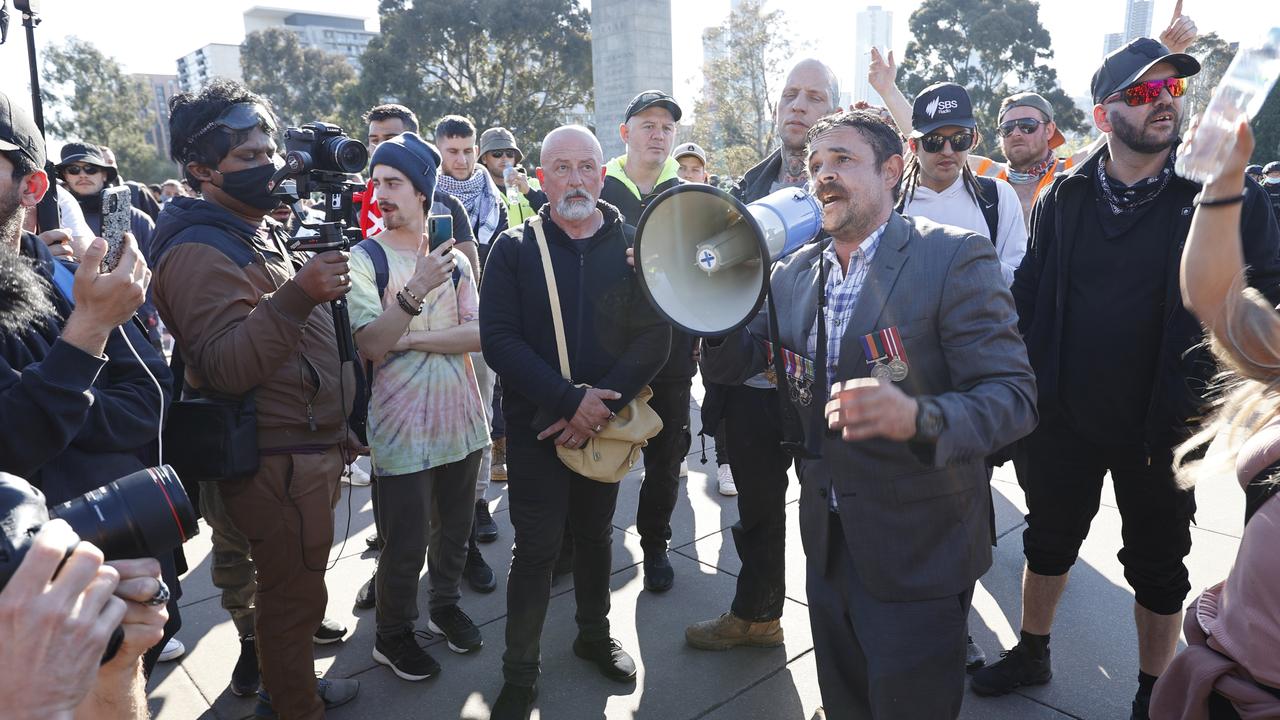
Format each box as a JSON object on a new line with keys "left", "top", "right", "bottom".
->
{"left": 862, "top": 327, "right": 910, "bottom": 382}
{"left": 764, "top": 341, "right": 817, "bottom": 406}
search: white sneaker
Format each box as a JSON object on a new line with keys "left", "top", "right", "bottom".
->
{"left": 342, "top": 463, "right": 371, "bottom": 487}
{"left": 680, "top": 460, "right": 689, "bottom": 478}
{"left": 158, "top": 636, "right": 185, "bottom": 662}
{"left": 717, "top": 465, "right": 737, "bottom": 496}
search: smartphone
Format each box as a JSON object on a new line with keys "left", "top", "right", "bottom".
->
{"left": 100, "top": 186, "right": 132, "bottom": 273}
{"left": 428, "top": 214, "right": 453, "bottom": 252}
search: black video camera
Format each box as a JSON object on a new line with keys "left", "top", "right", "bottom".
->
{"left": 278, "top": 122, "right": 368, "bottom": 204}
{"left": 0, "top": 466, "right": 199, "bottom": 663}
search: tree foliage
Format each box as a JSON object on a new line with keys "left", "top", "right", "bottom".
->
{"left": 1251, "top": 82, "right": 1280, "bottom": 165}
{"left": 241, "top": 28, "right": 357, "bottom": 128}
{"left": 40, "top": 37, "right": 176, "bottom": 183}
{"left": 896, "top": 0, "right": 1085, "bottom": 156}
{"left": 345, "top": 0, "right": 592, "bottom": 159}
{"left": 689, "top": 0, "right": 793, "bottom": 176}
{"left": 1182, "top": 33, "right": 1235, "bottom": 123}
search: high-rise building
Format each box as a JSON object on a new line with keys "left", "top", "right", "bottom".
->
{"left": 176, "top": 44, "right": 243, "bottom": 94}
{"left": 1124, "top": 0, "right": 1154, "bottom": 43}
{"left": 591, "top": 0, "right": 674, "bottom": 160}
{"left": 854, "top": 6, "right": 893, "bottom": 106}
{"left": 1104, "top": 32, "right": 1125, "bottom": 56}
{"left": 133, "top": 74, "right": 181, "bottom": 159}
{"left": 242, "top": 7, "right": 378, "bottom": 71}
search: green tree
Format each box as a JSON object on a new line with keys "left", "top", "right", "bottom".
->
{"left": 690, "top": 0, "right": 793, "bottom": 173}
{"left": 895, "top": 0, "right": 1085, "bottom": 156}
{"left": 1252, "top": 82, "right": 1280, "bottom": 165}
{"left": 40, "top": 37, "right": 175, "bottom": 183}
{"left": 1182, "top": 33, "right": 1236, "bottom": 123}
{"left": 241, "top": 28, "right": 358, "bottom": 128}
{"left": 345, "top": 0, "right": 592, "bottom": 158}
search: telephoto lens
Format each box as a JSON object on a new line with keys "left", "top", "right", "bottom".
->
{"left": 48, "top": 465, "right": 199, "bottom": 562}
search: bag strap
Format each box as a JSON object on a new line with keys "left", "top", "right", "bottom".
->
{"left": 529, "top": 217, "right": 572, "bottom": 381}
{"left": 353, "top": 238, "right": 391, "bottom": 390}
{"left": 975, "top": 176, "right": 1001, "bottom": 247}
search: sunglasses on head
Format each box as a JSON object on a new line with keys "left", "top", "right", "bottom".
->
{"left": 488, "top": 149, "right": 518, "bottom": 159}
{"left": 1106, "top": 76, "right": 1187, "bottom": 107}
{"left": 63, "top": 164, "right": 102, "bottom": 176}
{"left": 998, "top": 118, "right": 1046, "bottom": 137}
{"left": 918, "top": 131, "right": 975, "bottom": 153}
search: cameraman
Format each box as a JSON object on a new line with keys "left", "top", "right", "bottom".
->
{"left": 150, "top": 80, "right": 358, "bottom": 718}
{"left": 0, "top": 92, "right": 180, "bottom": 678}
{"left": 0, "top": 489, "right": 168, "bottom": 720}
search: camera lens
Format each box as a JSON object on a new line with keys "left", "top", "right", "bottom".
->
{"left": 49, "top": 465, "right": 199, "bottom": 561}
{"left": 320, "top": 136, "right": 369, "bottom": 175}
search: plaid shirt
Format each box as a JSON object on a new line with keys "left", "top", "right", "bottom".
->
{"left": 807, "top": 222, "right": 888, "bottom": 390}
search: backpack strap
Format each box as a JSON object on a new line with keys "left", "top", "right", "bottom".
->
{"left": 974, "top": 176, "right": 1001, "bottom": 247}
{"left": 352, "top": 238, "right": 391, "bottom": 390}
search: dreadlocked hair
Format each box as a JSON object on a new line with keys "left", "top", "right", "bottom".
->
{"left": 898, "top": 153, "right": 984, "bottom": 212}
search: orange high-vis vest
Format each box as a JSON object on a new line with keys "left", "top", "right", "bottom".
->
{"left": 976, "top": 156, "right": 1076, "bottom": 202}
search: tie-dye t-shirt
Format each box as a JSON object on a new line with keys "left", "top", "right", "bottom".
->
{"left": 348, "top": 239, "right": 490, "bottom": 476}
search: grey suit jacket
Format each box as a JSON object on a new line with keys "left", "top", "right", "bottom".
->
{"left": 702, "top": 212, "right": 1037, "bottom": 602}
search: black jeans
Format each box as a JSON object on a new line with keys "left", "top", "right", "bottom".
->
{"left": 637, "top": 378, "right": 692, "bottom": 555}
{"left": 503, "top": 438, "right": 621, "bottom": 687}
{"left": 725, "top": 385, "right": 793, "bottom": 621}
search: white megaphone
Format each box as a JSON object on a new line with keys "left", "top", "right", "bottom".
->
{"left": 633, "top": 184, "right": 823, "bottom": 336}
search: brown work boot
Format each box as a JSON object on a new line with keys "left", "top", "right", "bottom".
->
{"left": 685, "top": 612, "right": 784, "bottom": 650}
{"left": 491, "top": 437, "right": 507, "bottom": 482}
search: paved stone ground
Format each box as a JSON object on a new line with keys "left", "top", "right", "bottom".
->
{"left": 147, "top": 380, "right": 1245, "bottom": 719}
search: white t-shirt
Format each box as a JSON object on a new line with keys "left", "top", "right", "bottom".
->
{"left": 56, "top": 185, "right": 94, "bottom": 245}
{"left": 900, "top": 175, "right": 1027, "bottom": 286}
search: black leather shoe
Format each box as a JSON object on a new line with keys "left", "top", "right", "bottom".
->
{"left": 354, "top": 572, "right": 376, "bottom": 610}
{"left": 573, "top": 636, "right": 637, "bottom": 682}
{"left": 475, "top": 500, "right": 498, "bottom": 543}
{"left": 970, "top": 642, "right": 1052, "bottom": 696}
{"left": 491, "top": 682, "right": 537, "bottom": 720}
{"left": 230, "top": 635, "right": 259, "bottom": 697}
{"left": 643, "top": 551, "right": 674, "bottom": 593}
{"left": 465, "top": 546, "right": 497, "bottom": 593}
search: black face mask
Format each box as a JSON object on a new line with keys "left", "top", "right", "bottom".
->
{"left": 214, "top": 157, "right": 282, "bottom": 212}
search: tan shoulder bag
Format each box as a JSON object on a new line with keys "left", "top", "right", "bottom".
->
{"left": 529, "top": 216, "right": 662, "bottom": 483}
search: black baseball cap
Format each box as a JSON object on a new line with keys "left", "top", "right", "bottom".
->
{"left": 910, "top": 83, "right": 976, "bottom": 137}
{"left": 624, "top": 90, "right": 682, "bottom": 123}
{"left": 0, "top": 91, "right": 45, "bottom": 169}
{"left": 1091, "top": 37, "right": 1200, "bottom": 105}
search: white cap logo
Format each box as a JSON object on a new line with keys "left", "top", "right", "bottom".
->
{"left": 926, "top": 97, "right": 960, "bottom": 118}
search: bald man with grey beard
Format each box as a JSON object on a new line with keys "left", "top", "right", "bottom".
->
{"left": 479, "top": 125, "right": 670, "bottom": 719}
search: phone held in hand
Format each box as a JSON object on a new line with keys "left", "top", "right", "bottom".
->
{"left": 428, "top": 214, "right": 453, "bottom": 252}
{"left": 100, "top": 186, "right": 132, "bottom": 273}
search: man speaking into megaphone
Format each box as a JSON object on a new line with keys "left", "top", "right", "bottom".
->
{"left": 699, "top": 109, "right": 1038, "bottom": 720}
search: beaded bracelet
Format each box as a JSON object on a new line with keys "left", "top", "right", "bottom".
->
{"left": 396, "top": 290, "right": 423, "bottom": 316}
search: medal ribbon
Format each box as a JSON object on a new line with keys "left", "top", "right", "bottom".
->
{"left": 764, "top": 342, "right": 815, "bottom": 381}
{"left": 861, "top": 331, "right": 887, "bottom": 367}
{"left": 882, "top": 326, "right": 908, "bottom": 365}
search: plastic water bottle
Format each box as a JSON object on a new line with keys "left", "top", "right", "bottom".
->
{"left": 503, "top": 167, "right": 522, "bottom": 204}
{"left": 1176, "top": 27, "right": 1280, "bottom": 184}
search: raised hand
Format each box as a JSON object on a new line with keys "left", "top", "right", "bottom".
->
{"left": 868, "top": 47, "right": 897, "bottom": 94}
{"left": 1159, "top": 0, "right": 1198, "bottom": 54}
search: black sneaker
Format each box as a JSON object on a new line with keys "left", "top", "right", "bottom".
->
{"left": 970, "top": 643, "right": 1052, "bottom": 696}
{"left": 427, "top": 604, "right": 483, "bottom": 654}
{"left": 1131, "top": 688, "right": 1151, "bottom": 720}
{"left": 372, "top": 631, "right": 441, "bottom": 681}
{"left": 312, "top": 617, "right": 348, "bottom": 644}
{"left": 643, "top": 551, "right": 674, "bottom": 593}
{"left": 354, "top": 572, "right": 376, "bottom": 610}
{"left": 365, "top": 532, "right": 381, "bottom": 551}
{"left": 572, "top": 636, "right": 637, "bottom": 682}
{"left": 230, "top": 635, "right": 260, "bottom": 697}
{"left": 475, "top": 500, "right": 498, "bottom": 543}
{"left": 491, "top": 682, "right": 538, "bottom": 720}
{"left": 465, "top": 546, "right": 497, "bottom": 593}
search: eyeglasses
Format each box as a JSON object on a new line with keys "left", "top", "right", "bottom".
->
{"left": 488, "top": 149, "right": 518, "bottom": 159}
{"left": 918, "top": 131, "right": 975, "bottom": 153}
{"left": 998, "top": 118, "right": 1046, "bottom": 137}
{"left": 1105, "top": 77, "right": 1187, "bottom": 107}
{"left": 63, "top": 164, "right": 102, "bottom": 176}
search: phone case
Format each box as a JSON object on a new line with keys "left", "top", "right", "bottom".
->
{"left": 100, "top": 186, "right": 133, "bottom": 272}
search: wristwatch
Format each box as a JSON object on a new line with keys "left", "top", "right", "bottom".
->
{"left": 914, "top": 397, "right": 945, "bottom": 443}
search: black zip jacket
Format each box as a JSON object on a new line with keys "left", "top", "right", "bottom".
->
{"left": 600, "top": 169, "right": 693, "bottom": 381}
{"left": 0, "top": 233, "right": 171, "bottom": 503}
{"left": 479, "top": 202, "right": 670, "bottom": 439}
{"left": 1013, "top": 145, "right": 1280, "bottom": 449}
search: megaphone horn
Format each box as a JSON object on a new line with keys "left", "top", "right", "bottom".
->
{"left": 633, "top": 184, "right": 822, "bottom": 337}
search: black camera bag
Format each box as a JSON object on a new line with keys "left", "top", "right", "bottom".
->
{"left": 162, "top": 348, "right": 259, "bottom": 483}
